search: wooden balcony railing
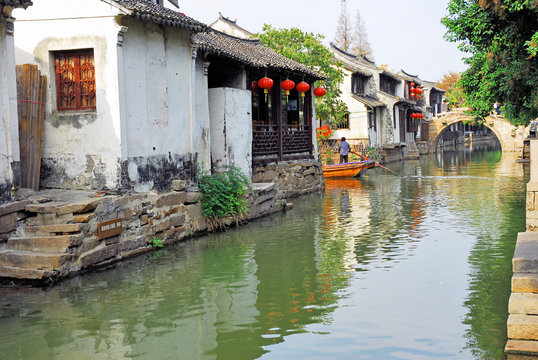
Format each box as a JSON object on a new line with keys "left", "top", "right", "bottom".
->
{"left": 252, "top": 124, "right": 312, "bottom": 164}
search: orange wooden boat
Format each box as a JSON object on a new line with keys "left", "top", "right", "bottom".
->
{"left": 322, "top": 160, "right": 376, "bottom": 178}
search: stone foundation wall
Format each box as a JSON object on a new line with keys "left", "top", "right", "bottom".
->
{"left": 252, "top": 160, "right": 324, "bottom": 200}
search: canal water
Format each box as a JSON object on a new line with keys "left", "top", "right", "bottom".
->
{"left": 0, "top": 143, "right": 528, "bottom": 360}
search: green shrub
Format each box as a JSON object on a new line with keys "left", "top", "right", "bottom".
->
{"left": 198, "top": 166, "right": 251, "bottom": 230}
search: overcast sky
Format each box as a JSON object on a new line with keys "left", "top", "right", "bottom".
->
{"left": 179, "top": 0, "right": 468, "bottom": 81}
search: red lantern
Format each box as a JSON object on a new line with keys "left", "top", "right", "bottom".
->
{"left": 313, "top": 87, "right": 327, "bottom": 97}
{"left": 251, "top": 81, "right": 259, "bottom": 92}
{"left": 280, "top": 79, "right": 295, "bottom": 95}
{"left": 417, "top": 95, "right": 422, "bottom": 100}
{"left": 410, "top": 82, "right": 415, "bottom": 87}
{"left": 411, "top": 92, "right": 416, "bottom": 98}
{"left": 416, "top": 88, "right": 423, "bottom": 95}
{"left": 410, "top": 113, "right": 415, "bottom": 118}
{"left": 420, "top": 113, "right": 424, "bottom": 118}
{"left": 296, "top": 81, "right": 310, "bottom": 97}
{"left": 258, "top": 77, "right": 274, "bottom": 94}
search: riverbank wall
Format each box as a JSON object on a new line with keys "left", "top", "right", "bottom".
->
{"left": 0, "top": 161, "right": 324, "bottom": 285}
{"left": 506, "top": 139, "right": 538, "bottom": 358}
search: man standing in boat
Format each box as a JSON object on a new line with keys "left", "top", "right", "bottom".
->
{"left": 339, "top": 137, "right": 351, "bottom": 163}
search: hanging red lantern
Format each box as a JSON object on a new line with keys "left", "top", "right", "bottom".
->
{"left": 417, "top": 95, "right": 422, "bottom": 100}
{"left": 411, "top": 92, "right": 416, "bottom": 98}
{"left": 416, "top": 88, "right": 423, "bottom": 95}
{"left": 251, "top": 81, "right": 259, "bottom": 92}
{"left": 420, "top": 113, "right": 424, "bottom": 119}
{"left": 313, "top": 87, "right": 327, "bottom": 97}
{"left": 410, "top": 113, "right": 415, "bottom": 118}
{"left": 280, "top": 79, "right": 295, "bottom": 95}
{"left": 296, "top": 81, "right": 310, "bottom": 97}
{"left": 258, "top": 77, "right": 274, "bottom": 94}
{"left": 410, "top": 82, "right": 415, "bottom": 87}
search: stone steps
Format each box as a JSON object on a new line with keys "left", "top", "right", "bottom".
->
{"left": 6, "top": 234, "right": 82, "bottom": 253}
{"left": 0, "top": 249, "right": 73, "bottom": 270}
{"left": 17, "top": 223, "right": 83, "bottom": 237}
{"left": 0, "top": 265, "right": 55, "bottom": 280}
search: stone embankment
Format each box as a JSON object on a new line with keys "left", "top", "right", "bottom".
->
{"left": 506, "top": 139, "right": 538, "bottom": 358}
{"left": 0, "top": 160, "right": 323, "bottom": 284}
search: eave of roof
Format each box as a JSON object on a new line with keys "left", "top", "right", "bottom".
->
{"left": 115, "top": 0, "right": 208, "bottom": 32}
{"left": 194, "top": 30, "right": 324, "bottom": 80}
{"left": 0, "top": 0, "right": 32, "bottom": 8}
{"left": 351, "top": 94, "right": 385, "bottom": 108}
{"left": 330, "top": 43, "right": 378, "bottom": 73}
{"left": 209, "top": 13, "right": 253, "bottom": 37}
{"left": 380, "top": 71, "right": 401, "bottom": 82}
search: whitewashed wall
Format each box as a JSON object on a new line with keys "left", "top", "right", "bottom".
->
{"left": 0, "top": 14, "right": 19, "bottom": 202}
{"left": 120, "top": 18, "right": 207, "bottom": 192}
{"left": 14, "top": 0, "right": 126, "bottom": 190}
{"left": 334, "top": 67, "right": 370, "bottom": 145}
{"left": 208, "top": 87, "right": 252, "bottom": 180}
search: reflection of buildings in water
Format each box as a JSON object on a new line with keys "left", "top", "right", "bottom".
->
{"left": 320, "top": 179, "right": 372, "bottom": 270}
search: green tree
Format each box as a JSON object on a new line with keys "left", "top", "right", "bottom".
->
{"left": 256, "top": 24, "right": 349, "bottom": 128}
{"left": 442, "top": 0, "right": 538, "bottom": 125}
{"left": 436, "top": 71, "right": 465, "bottom": 107}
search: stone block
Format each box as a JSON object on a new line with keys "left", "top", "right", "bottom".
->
{"left": 34, "top": 213, "right": 74, "bottom": 226}
{"left": 163, "top": 207, "right": 179, "bottom": 217}
{"left": 527, "top": 192, "right": 536, "bottom": 212}
{"left": 0, "top": 200, "right": 32, "bottom": 216}
{"left": 26, "top": 202, "right": 67, "bottom": 214}
{"left": 78, "top": 244, "right": 118, "bottom": 269}
{"left": 184, "top": 192, "right": 200, "bottom": 204}
{"left": 0, "top": 265, "right": 54, "bottom": 280}
{"left": 512, "top": 274, "right": 538, "bottom": 293}
{"left": 168, "top": 213, "right": 185, "bottom": 227}
{"left": 0, "top": 213, "right": 17, "bottom": 233}
{"left": 73, "top": 213, "right": 95, "bottom": 223}
{"left": 57, "top": 200, "right": 99, "bottom": 215}
{"left": 165, "top": 226, "right": 186, "bottom": 240}
{"left": 120, "top": 247, "right": 152, "bottom": 259}
{"left": 509, "top": 293, "right": 538, "bottom": 315}
{"left": 514, "top": 233, "right": 538, "bottom": 273}
{"left": 186, "top": 204, "right": 207, "bottom": 233}
{"left": 105, "top": 236, "right": 120, "bottom": 246}
{"left": 118, "top": 237, "right": 147, "bottom": 253}
{"left": 508, "top": 314, "right": 538, "bottom": 341}
{"left": 156, "top": 192, "right": 185, "bottom": 208}
{"left": 151, "top": 220, "right": 170, "bottom": 233}
{"left": 172, "top": 179, "right": 187, "bottom": 191}
{"left": 112, "top": 194, "right": 145, "bottom": 207}
{"left": 506, "top": 340, "right": 538, "bottom": 357}
{"left": 140, "top": 214, "right": 149, "bottom": 226}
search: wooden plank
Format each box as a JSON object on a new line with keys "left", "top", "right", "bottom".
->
{"left": 16, "top": 65, "right": 46, "bottom": 190}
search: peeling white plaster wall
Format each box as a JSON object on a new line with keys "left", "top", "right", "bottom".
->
{"left": 14, "top": 0, "right": 125, "bottom": 189}
{"left": 209, "top": 87, "right": 252, "bottom": 180}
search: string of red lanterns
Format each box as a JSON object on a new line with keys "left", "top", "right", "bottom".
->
{"left": 254, "top": 77, "right": 326, "bottom": 99}
{"left": 410, "top": 113, "right": 424, "bottom": 119}
{"left": 409, "top": 82, "right": 423, "bottom": 100}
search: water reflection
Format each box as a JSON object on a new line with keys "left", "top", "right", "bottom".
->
{"left": 0, "top": 142, "right": 528, "bottom": 360}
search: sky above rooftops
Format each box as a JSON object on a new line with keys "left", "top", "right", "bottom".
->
{"left": 180, "top": 0, "right": 468, "bottom": 82}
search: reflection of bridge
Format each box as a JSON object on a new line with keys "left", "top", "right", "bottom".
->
{"left": 427, "top": 109, "right": 529, "bottom": 153}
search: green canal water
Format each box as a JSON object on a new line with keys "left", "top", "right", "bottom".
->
{"left": 0, "top": 144, "right": 528, "bottom": 360}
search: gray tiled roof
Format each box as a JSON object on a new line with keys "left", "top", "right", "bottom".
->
{"left": 115, "top": 0, "right": 208, "bottom": 32}
{"left": 194, "top": 30, "right": 323, "bottom": 80}
{"left": 0, "top": 0, "right": 32, "bottom": 8}
{"left": 351, "top": 94, "right": 385, "bottom": 108}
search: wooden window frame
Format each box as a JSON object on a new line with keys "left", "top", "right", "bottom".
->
{"left": 55, "top": 49, "right": 96, "bottom": 112}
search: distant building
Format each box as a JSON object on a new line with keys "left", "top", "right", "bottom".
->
{"left": 330, "top": 44, "right": 446, "bottom": 161}
{"left": 209, "top": 13, "right": 253, "bottom": 40}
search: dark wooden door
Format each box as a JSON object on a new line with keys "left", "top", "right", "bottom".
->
{"left": 399, "top": 110, "right": 406, "bottom": 143}
{"left": 16, "top": 64, "right": 47, "bottom": 191}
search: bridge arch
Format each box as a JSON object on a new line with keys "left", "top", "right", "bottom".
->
{"left": 428, "top": 110, "right": 528, "bottom": 153}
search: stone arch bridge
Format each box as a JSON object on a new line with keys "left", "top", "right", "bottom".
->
{"left": 427, "top": 109, "right": 529, "bottom": 153}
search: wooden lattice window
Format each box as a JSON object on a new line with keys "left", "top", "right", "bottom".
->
{"left": 55, "top": 49, "right": 96, "bottom": 111}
